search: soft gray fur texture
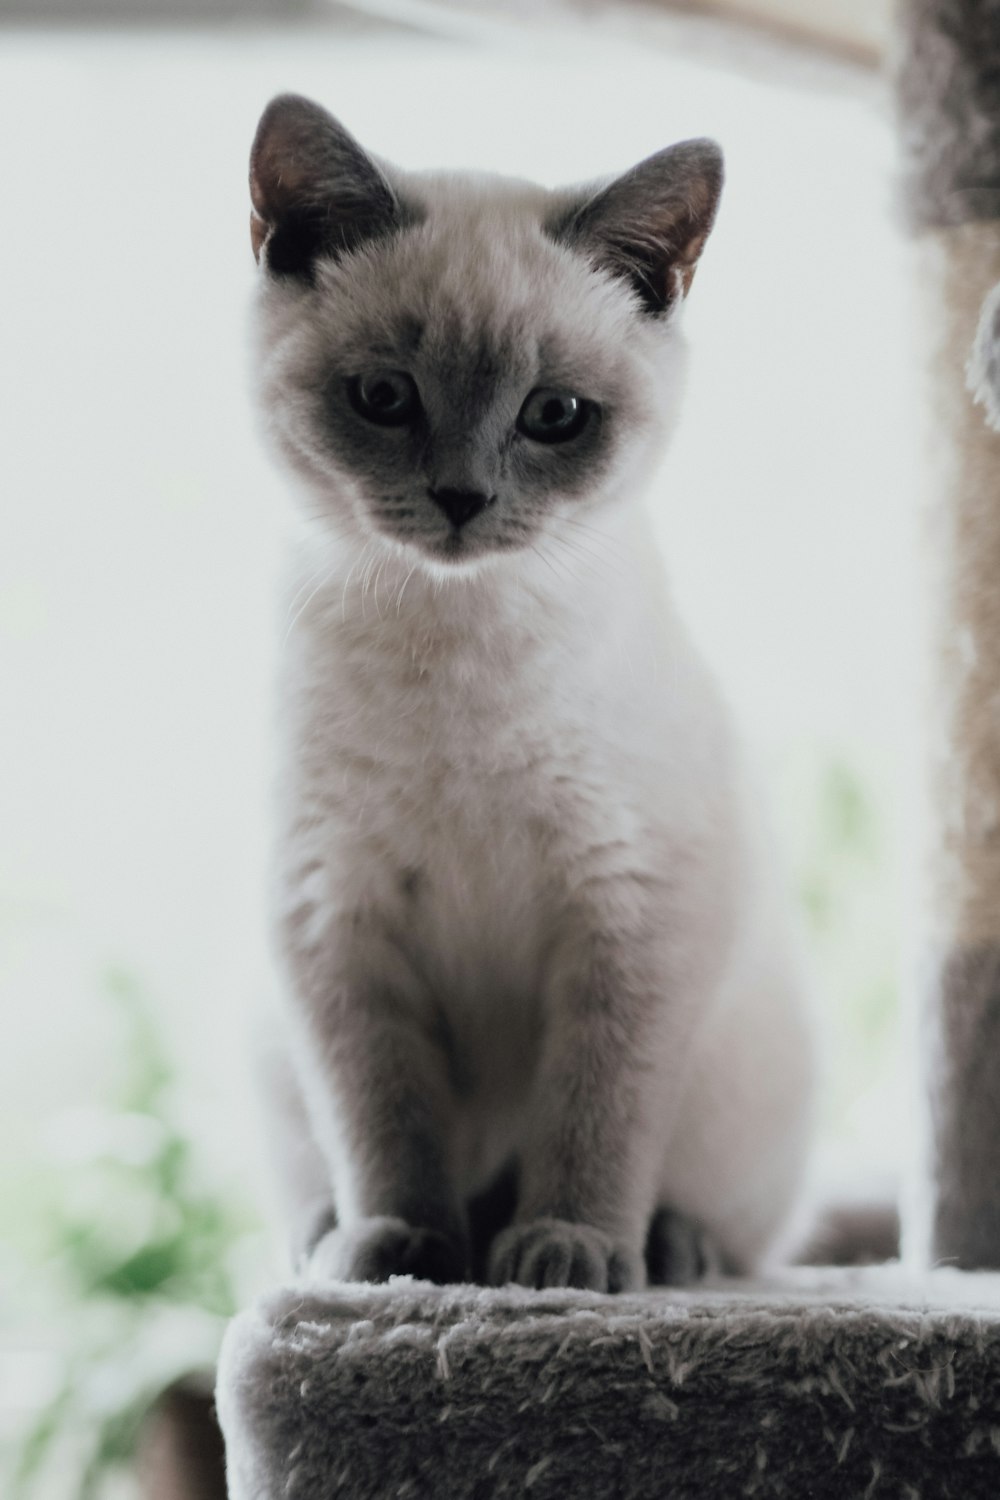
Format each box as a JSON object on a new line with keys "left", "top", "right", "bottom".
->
{"left": 969, "top": 279, "right": 1000, "bottom": 428}
{"left": 251, "top": 95, "right": 815, "bottom": 1299}
{"left": 896, "top": 0, "right": 1000, "bottom": 228}
{"left": 217, "top": 1268, "right": 1000, "bottom": 1499}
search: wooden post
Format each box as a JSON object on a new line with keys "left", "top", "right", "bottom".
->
{"left": 137, "top": 1377, "right": 227, "bottom": 1500}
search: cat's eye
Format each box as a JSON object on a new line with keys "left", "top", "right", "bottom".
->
{"left": 350, "top": 370, "right": 420, "bottom": 427}
{"left": 517, "top": 388, "right": 591, "bottom": 444}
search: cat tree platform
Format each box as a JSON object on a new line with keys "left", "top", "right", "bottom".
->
{"left": 216, "top": 1266, "right": 1000, "bottom": 1499}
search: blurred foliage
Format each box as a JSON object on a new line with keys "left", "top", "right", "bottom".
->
{"left": 2, "top": 970, "right": 257, "bottom": 1500}
{"left": 787, "top": 753, "right": 900, "bottom": 1145}
{"left": 798, "top": 759, "right": 878, "bottom": 932}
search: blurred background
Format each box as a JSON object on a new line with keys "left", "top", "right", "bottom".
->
{"left": 0, "top": 0, "right": 917, "bottom": 1494}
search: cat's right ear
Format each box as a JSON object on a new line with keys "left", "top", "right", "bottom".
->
{"left": 249, "top": 95, "right": 408, "bottom": 279}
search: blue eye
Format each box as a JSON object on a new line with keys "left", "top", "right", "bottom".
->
{"left": 517, "top": 388, "right": 591, "bottom": 444}
{"left": 350, "top": 370, "right": 419, "bottom": 426}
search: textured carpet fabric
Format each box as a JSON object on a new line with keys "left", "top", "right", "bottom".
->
{"left": 217, "top": 1267, "right": 1000, "bottom": 1499}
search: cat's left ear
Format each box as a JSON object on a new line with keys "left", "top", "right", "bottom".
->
{"left": 552, "top": 140, "right": 723, "bottom": 316}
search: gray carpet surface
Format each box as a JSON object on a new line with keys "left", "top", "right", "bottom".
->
{"left": 217, "top": 1266, "right": 1000, "bottom": 1499}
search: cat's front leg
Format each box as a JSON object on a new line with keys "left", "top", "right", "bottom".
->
{"left": 281, "top": 910, "right": 467, "bottom": 1285}
{"left": 490, "top": 926, "right": 688, "bottom": 1294}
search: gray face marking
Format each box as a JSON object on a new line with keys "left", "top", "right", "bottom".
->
{"left": 311, "top": 299, "right": 618, "bottom": 566}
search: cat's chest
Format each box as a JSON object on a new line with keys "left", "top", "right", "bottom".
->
{"left": 302, "top": 628, "right": 604, "bottom": 966}
{"left": 348, "top": 669, "right": 564, "bottom": 962}
{"left": 345, "top": 686, "right": 558, "bottom": 1133}
{"left": 316, "top": 618, "right": 604, "bottom": 842}
{"left": 286, "top": 584, "right": 679, "bottom": 981}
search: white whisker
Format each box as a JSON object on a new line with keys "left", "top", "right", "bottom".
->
{"left": 283, "top": 563, "right": 335, "bottom": 645}
{"left": 395, "top": 561, "right": 419, "bottom": 616}
{"left": 372, "top": 556, "right": 390, "bottom": 619}
{"left": 341, "top": 540, "right": 376, "bottom": 623}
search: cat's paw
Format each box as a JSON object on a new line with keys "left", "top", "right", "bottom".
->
{"left": 488, "top": 1217, "right": 643, "bottom": 1293}
{"left": 307, "top": 1215, "right": 467, "bottom": 1285}
{"left": 645, "top": 1205, "right": 721, "bottom": 1286}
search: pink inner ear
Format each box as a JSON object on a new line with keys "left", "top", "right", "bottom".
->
{"left": 248, "top": 155, "right": 271, "bottom": 224}
{"left": 674, "top": 231, "right": 709, "bottom": 297}
{"left": 250, "top": 117, "right": 315, "bottom": 225}
{"left": 250, "top": 210, "right": 268, "bottom": 264}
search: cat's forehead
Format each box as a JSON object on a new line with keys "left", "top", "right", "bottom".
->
{"left": 310, "top": 169, "right": 645, "bottom": 382}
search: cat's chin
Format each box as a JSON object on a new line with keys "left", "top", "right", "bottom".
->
{"left": 375, "top": 526, "right": 528, "bottom": 577}
{"left": 424, "top": 532, "right": 494, "bottom": 567}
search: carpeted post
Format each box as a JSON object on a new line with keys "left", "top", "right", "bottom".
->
{"left": 896, "top": 0, "right": 1000, "bottom": 1269}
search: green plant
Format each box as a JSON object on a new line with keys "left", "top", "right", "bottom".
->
{"left": 3, "top": 970, "right": 258, "bottom": 1500}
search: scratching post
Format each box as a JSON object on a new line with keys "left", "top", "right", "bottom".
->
{"left": 897, "top": 0, "right": 1000, "bottom": 1268}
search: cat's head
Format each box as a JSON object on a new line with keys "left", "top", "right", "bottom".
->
{"left": 249, "top": 95, "right": 722, "bottom": 572}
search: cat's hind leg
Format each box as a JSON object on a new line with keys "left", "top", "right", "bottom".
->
{"left": 654, "top": 948, "right": 815, "bottom": 1277}
{"left": 644, "top": 1205, "right": 724, "bottom": 1286}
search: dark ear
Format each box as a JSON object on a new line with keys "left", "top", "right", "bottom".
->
{"left": 551, "top": 140, "right": 723, "bottom": 316}
{"left": 249, "top": 94, "right": 409, "bottom": 279}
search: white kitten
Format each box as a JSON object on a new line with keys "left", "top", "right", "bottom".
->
{"left": 251, "top": 94, "right": 815, "bottom": 1291}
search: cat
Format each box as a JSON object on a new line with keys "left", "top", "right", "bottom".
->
{"left": 250, "top": 93, "right": 816, "bottom": 1292}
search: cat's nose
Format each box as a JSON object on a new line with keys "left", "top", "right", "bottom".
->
{"left": 428, "top": 487, "right": 494, "bottom": 529}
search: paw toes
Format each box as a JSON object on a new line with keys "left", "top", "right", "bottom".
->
{"left": 489, "top": 1217, "right": 641, "bottom": 1293}
{"left": 526, "top": 1234, "right": 571, "bottom": 1289}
